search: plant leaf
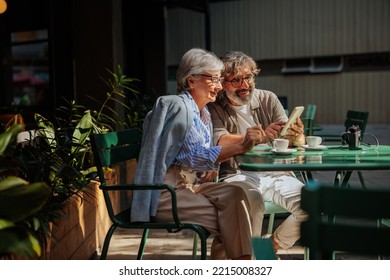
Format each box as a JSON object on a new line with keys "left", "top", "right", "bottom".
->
{"left": 0, "top": 177, "right": 51, "bottom": 222}
{"left": 0, "top": 124, "right": 24, "bottom": 155}
{"left": 72, "top": 110, "right": 93, "bottom": 153}
{"left": 35, "top": 113, "right": 57, "bottom": 149}
{"left": 0, "top": 226, "right": 41, "bottom": 259}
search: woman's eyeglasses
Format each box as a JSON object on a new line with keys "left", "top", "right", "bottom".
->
{"left": 225, "top": 74, "right": 255, "bottom": 88}
{"left": 195, "top": 74, "right": 224, "bottom": 86}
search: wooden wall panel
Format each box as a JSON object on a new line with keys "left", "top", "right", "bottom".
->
{"left": 166, "top": 0, "right": 390, "bottom": 123}
{"left": 259, "top": 71, "right": 390, "bottom": 124}
{"left": 167, "top": 8, "right": 205, "bottom": 66}
{"left": 167, "top": 0, "right": 390, "bottom": 59}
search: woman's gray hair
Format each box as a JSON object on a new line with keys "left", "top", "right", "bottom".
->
{"left": 176, "top": 48, "right": 224, "bottom": 93}
{"left": 220, "top": 51, "right": 261, "bottom": 77}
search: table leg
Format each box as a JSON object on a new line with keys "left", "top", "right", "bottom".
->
{"left": 300, "top": 171, "right": 314, "bottom": 184}
{"left": 333, "top": 171, "right": 342, "bottom": 187}
{"left": 340, "top": 171, "right": 353, "bottom": 188}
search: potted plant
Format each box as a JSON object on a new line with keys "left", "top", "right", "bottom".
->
{"left": 0, "top": 65, "right": 150, "bottom": 259}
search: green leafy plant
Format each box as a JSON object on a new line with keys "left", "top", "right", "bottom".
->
{"left": 56, "top": 65, "right": 144, "bottom": 133}
{"left": 88, "top": 65, "right": 141, "bottom": 131}
{"left": 0, "top": 124, "right": 51, "bottom": 259}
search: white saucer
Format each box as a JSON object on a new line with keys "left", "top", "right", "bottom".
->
{"left": 252, "top": 144, "right": 272, "bottom": 152}
{"left": 302, "top": 144, "right": 327, "bottom": 150}
{"left": 271, "top": 148, "right": 297, "bottom": 155}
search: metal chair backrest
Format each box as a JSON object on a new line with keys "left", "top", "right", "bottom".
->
{"left": 301, "top": 104, "right": 317, "bottom": 136}
{"left": 305, "top": 104, "right": 317, "bottom": 120}
{"left": 91, "top": 129, "right": 142, "bottom": 187}
{"left": 301, "top": 182, "right": 390, "bottom": 259}
{"left": 344, "top": 110, "right": 369, "bottom": 135}
{"left": 301, "top": 118, "right": 314, "bottom": 136}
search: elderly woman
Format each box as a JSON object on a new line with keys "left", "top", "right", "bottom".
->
{"left": 131, "top": 48, "right": 265, "bottom": 260}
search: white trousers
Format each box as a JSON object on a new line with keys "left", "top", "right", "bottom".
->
{"left": 223, "top": 171, "right": 307, "bottom": 249}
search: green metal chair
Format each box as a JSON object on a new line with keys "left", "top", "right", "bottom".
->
{"left": 301, "top": 104, "right": 322, "bottom": 136}
{"left": 304, "top": 104, "right": 323, "bottom": 134}
{"left": 305, "top": 104, "right": 317, "bottom": 120}
{"left": 264, "top": 201, "right": 289, "bottom": 235}
{"left": 300, "top": 182, "right": 390, "bottom": 259}
{"left": 316, "top": 110, "right": 369, "bottom": 143}
{"left": 315, "top": 110, "right": 370, "bottom": 188}
{"left": 90, "top": 128, "right": 209, "bottom": 259}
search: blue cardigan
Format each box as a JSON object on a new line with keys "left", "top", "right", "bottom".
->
{"left": 130, "top": 93, "right": 194, "bottom": 222}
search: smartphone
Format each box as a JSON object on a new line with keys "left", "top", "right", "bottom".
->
{"left": 280, "top": 106, "right": 305, "bottom": 136}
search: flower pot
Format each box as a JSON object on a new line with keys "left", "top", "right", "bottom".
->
{"left": 43, "top": 163, "right": 134, "bottom": 259}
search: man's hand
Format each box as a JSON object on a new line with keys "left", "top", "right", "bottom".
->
{"left": 264, "top": 121, "right": 286, "bottom": 140}
{"left": 283, "top": 117, "right": 305, "bottom": 147}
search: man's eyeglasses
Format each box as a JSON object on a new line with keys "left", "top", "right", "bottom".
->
{"left": 225, "top": 74, "right": 255, "bottom": 88}
{"left": 195, "top": 74, "right": 224, "bottom": 85}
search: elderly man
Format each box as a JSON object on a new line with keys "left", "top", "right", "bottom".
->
{"left": 208, "top": 50, "right": 307, "bottom": 253}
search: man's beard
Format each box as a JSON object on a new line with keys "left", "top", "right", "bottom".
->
{"left": 225, "top": 87, "right": 254, "bottom": 105}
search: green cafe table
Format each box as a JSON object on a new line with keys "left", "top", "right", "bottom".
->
{"left": 235, "top": 144, "right": 390, "bottom": 188}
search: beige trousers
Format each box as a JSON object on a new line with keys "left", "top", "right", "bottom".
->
{"left": 156, "top": 166, "right": 264, "bottom": 259}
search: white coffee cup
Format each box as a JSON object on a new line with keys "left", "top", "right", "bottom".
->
{"left": 306, "top": 136, "right": 322, "bottom": 148}
{"left": 273, "top": 138, "right": 289, "bottom": 151}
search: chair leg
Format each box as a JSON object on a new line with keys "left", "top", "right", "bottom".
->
{"left": 299, "top": 171, "right": 313, "bottom": 184}
{"left": 137, "top": 228, "right": 149, "bottom": 260}
{"left": 267, "top": 213, "right": 275, "bottom": 234}
{"left": 199, "top": 233, "right": 208, "bottom": 260}
{"left": 334, "top": 171, "right": 341, "bottom": 187}
{"left": 100, "top": 224, "right": 117, "bottom": 259}
{"left": 192, "top": 234, "right": 199, "bottom": 259}
{"left": 376, "top": 219, "right": 389, "bottom": 260}
{"left": 303, "top": 246, "right": 309, "bottom": 260}
{"left": 324, "top": 250, "right": 334, "bottom": 260}
{"left": 332, "top": 251, "right": 337, "bottom": 260}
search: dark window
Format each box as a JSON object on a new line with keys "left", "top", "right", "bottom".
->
{"left": 312, "top": 56, "right": 343, "bottom": 73}
{"left": 11, "top": 30, "right": 49, "bottom": 106}
{"left": 346, "top": 53, "right": 390, "bottom": 71}
{"left": 281, "top": 58, "right": 311, "bottom": 74}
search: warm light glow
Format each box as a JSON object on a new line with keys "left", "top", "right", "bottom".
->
{"left": 0, "top": 0, "right": 7, "bottom": 14}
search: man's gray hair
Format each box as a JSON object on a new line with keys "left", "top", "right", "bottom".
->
{"left": 220, "top": 51, "right": 261, "bottom": 77}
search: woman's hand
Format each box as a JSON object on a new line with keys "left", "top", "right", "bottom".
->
{"left": 198, "top": 170, "right": 219, "bottom": 183}
{"left": 241, "top": 125, "right": 267, "bottom": 152}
